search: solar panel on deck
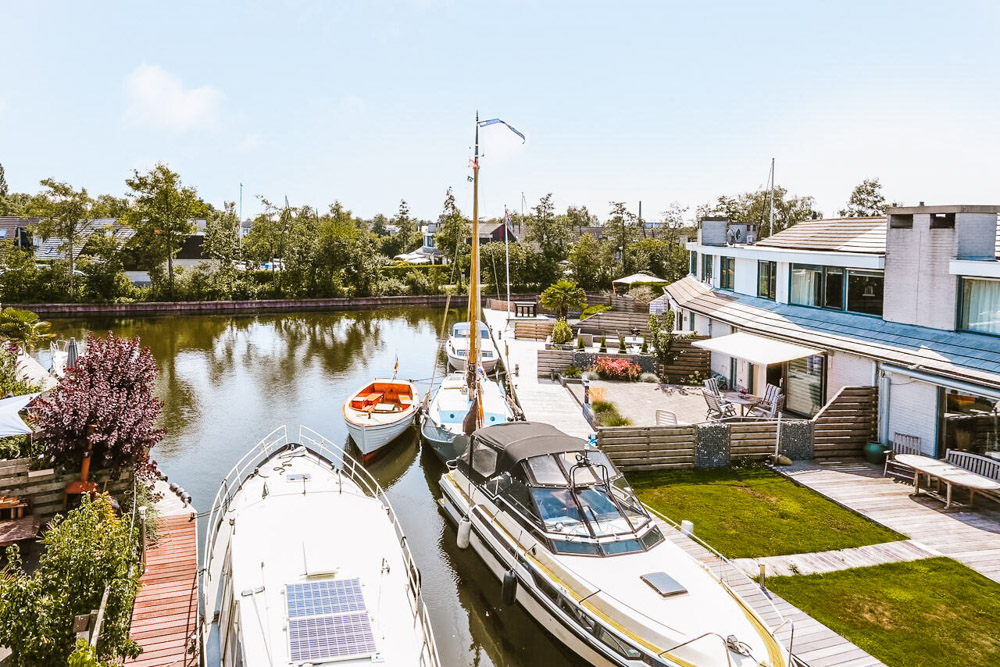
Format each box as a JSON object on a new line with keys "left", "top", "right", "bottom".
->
{"left": 286, "top": 578, "right": 377, "bottom": 662}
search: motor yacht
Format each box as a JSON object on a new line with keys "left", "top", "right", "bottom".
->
{"left": 438, "top": 421, "right": 793, "bottom": 667}
{"left": 202, "top": 425, "right": 440, "bottom": 667}
{"left": 445, "top": 321, "right": 499, "bottom": 373}
{"left": 421, "top": 372, "right": 513, "bottom": 463}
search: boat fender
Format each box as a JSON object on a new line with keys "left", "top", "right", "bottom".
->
{"left": 501, "top": 569, "right": 518, "bottom": 606}
{"left": 457, "top": 516, "right": 472, "bottom": 549}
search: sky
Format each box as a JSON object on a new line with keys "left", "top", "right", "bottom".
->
{"left": 2, "top": 1, "right": 999, "bottom": 224}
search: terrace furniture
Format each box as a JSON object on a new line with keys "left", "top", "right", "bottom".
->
{"left": 703, "top": 390, "right": 736, "bottom": 420}
{"left": 724, "top": 391, "right": 761, "bottom": 417}
{"left": 749, "top": 393, "right": 784, "bottom": 419}
{"left": 514, "top": 301, "right": 536, "bottom": 317}
{"left": 895, "top": 453, "right": 1000, "bottom": 509}
{"left": 884, "top": 433, "right": 922, "bottom": 482}
{"left": 704, "top": 378, "right": 723, "bottom": 399}
{"left": 655, "top": 410, "right": 678, "bottom": 426}
{"left": 945, "top": 449, "right": 1000, "bottom": 502}
{"left": 753, "top": 383, "right": 782, "bottom": 412}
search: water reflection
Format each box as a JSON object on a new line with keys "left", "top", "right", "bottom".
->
{"left": 48, "top": 310, "right": 576, "bottom": 667}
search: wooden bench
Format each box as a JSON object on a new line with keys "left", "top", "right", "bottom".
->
{"left": 946, "top": 449, "right": 1000, "bottom": 503}
{"left": 896, "top": 453, "right": 1000, "bottom": 509}
{"left": 885, "top": 433, "right": 922, "bottom": 482}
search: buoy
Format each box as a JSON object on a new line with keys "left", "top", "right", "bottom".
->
{"left": 457, "top": 517, "right": 472, "bottom": 549}
{"left": 501, "top": 569, "right": 518, "bottom": 606}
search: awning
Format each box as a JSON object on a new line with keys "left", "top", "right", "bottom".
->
{"left": 692, "top": 332, "right": 823, "bottom": 366}
{"left": 0, "top": 393, "right": 40, "bottom": 438}
{"left": 612, "top": 272, "right": 667, "bottom": 285}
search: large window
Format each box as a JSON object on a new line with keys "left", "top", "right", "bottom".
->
{"left": 701, "top": 254, "right": 713, "bottom": 282}
{"left": 785, "top": 354, "right": 825, "bottom": 417}
{"left": 689, "top": 251, "right": 697, "bottom": 275}
{"left": 960, "top": 278, "right": 1000, "bottom": 336}
{"left": 758, "top": 261, "right": 776, "bottom": 300}
{"left": 789, "top": 265, "right": 823, "bottom": 306}
{"left": 941, "top": 388, "right": 999, "bottom": 454}
{"left": 846, "top": 270, "right": 884, "bottom": 316}
{"left": 824, "top": 267, "right": 844, "bottom": 310}
{"left": 720, "top": 256, "right": 735, "bottom": 290}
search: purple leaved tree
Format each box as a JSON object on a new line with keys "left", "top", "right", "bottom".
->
{"left": 31, "top": 332, "right": 164, "bottom": 474}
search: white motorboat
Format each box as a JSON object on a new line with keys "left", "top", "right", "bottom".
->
{"left": 446, "top": 321, "right": 499, "bottom": 373}
{"left": 421, "top": 372, "right": 513, "bottom": 463}
{"left": 343, "top": 378, "right": 419, "bottom": 460}
{"left": 202, "top": 425, "right": 440, "bottom": 667}
{"left": 439, "top": 421, "right": 795, "bottom": 667}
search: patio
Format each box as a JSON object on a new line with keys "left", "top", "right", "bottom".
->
{"left": 565, "top": 381, "right": 709, "bottom": 426}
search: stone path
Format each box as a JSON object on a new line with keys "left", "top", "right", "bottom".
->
{"left": 730, "top": 539, "right": 939, "bottom": 578}
{"left": 781, "top": 460, "right": 1000, "bottom": 584}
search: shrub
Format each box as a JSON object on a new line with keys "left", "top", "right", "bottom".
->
{"left": 591, "top": 400, "right": 617, "bottom": 414}
{"left": 600, "top": 413, "right": 632, "bottom": 427}
{"left": 684, "top": 370, "right": 707, "bottom": 386}
{"left": 580, "top": 304, "right": 612, "bottom": 320}
{"left": 540, "top": 280, "right": 587, "bottom": 319}
{"left": 551, "top": 319, "right": 573, "bottom": 345}
{"left": 582, "top": 370, "right": 601, "bottom": 381}
{"left": 576, "top": 335, "right": 585, "bottom": 350}
{"left": 618, "top": 334, "right": 626, "bottom": 353}
{"left": 589, "top": 386, "right": 606, "bottom": 403}
{"left": 595, "top": 357, "right": 642, "bottom": 381}
{"left": 599, "top": 336, "right": 607, "bottom": 353}
{"left": 640, "top": 372, "right": 660, "bottom": 383}
{"left": 562, "top": 365, "right": 582, "bottom": 379}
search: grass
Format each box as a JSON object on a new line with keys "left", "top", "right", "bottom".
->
{"left": 767, "top": 558, "right": 1000, "bottom": 667}
{"left": 629, "top": 467, "right": 903, "bottom": 558}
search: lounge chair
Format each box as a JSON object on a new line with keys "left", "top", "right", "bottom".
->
{"left": 703, "top": 390, "right": 735, "bottom": 420}
{"left": 749, "top": 391, "right": 784, "bottom": 419}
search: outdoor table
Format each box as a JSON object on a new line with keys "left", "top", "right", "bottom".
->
{"left": 895, "top": 453, "right": 1000, "bottom": 509}
{"left": 514, "top": 301, "right": 536, "bottom": 317}
{"left": 723, "top": 391, "right": 760, "bottom": 416}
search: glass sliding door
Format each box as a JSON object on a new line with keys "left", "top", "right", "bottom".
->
{"left": 785, "top": 355, "right": 825, "bottom": 417}
{"left": 824, "top": 267, "right": 844, "bottom": 310}
{"left": 790, "top": 264, "right": 823, "bottom": 306}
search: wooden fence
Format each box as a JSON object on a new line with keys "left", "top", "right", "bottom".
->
{"left": 657, "top": 337, "right": 711, "bottom": 384}
{"left": 812, "top": 386, "right": 879, "bottom": 459}
{"left": 597, "top": 425, "right": 696, "bottom": 471}
{"left": 514, "top": 319, "right": 556, "bottom": 340}
{"left": 577, "top": 311, "right": 655, "bottom": 337}
{"left": 609, "top": 294, "right": 647, "bottom": 313}
{"left": 0, "top": 458, "right": 133, "bottom": 521}
{"left": 729, "top": 421, "right": 784, "bottom": 459}
{"left": 537, "top": 349, "right": 575, "bottom": 378}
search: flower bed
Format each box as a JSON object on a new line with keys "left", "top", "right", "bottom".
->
{"left": 594, "top": 356, "right": 641, "bottom": 381}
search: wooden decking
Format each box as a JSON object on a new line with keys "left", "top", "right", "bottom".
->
{"left": 657, "top": 521, "right": 885, "bottom": 667}
{"left": 127, "top": 487, "right": 198, "bottom": 667}
{"left": 730, "top": 539, "right": 939, "bottom": 578}
{"left": 781, "top": 460, "right": 1000, "bottom": 584}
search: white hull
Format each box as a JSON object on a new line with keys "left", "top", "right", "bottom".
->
{"left": 346, "top": 417, "right": 415, "bottom": 457}
{"left": 343, "top": 379, "right": 419, "bottom": 460}
{"left": 422, "top": 373, "right": 513, "bottom": 463}
{"left": 446, "top": 350, "right": 499, "bottom": 373}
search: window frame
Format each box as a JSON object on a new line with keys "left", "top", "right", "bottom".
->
{"left": 757, "top": 260, "right": 777, "bottom": 300}
{"left": 958, "top": 276, "right": 1000, "bottom": 337}
{"left": 701, "top": 254, "right": 713, "bottom": 283}
{"left": 719, "top": 256, "right": 735, "bottom": 290}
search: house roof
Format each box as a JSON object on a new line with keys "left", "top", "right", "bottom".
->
{"left": 33, "top": 219, "right": 135, "bottom": 261}
{"left": 755, "top": 217, "right": 887, "bottom": 254}
{"left": 667, "top": 276, "right": 1000, "bottom": 390}
{"left": 0, "top": 217, "right": 36, "bottom": 244}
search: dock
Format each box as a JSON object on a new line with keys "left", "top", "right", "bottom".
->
{"left": 127, "top": 481, "right": 198, "bottom": 667}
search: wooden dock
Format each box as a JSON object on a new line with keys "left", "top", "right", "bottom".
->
{"left": 782, "top": 460, "right": 1000, "bottom": 584}
{"left": 127, "top": 483, "right": 198, "bottom": 667}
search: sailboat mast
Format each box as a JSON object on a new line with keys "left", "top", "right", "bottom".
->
{"left": 467, "top": 113, "right": 481, "bottom": 390}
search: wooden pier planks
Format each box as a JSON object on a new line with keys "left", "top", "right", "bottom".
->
{"left": 127, "top": 512, "right": 198, "bottom": 667}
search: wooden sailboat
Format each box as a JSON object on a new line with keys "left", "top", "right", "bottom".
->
{"left": 343, "top": 378, "right": 419, "bottom": 460}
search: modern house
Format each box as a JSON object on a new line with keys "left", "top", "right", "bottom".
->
{"left": 662, "top": 205, "right": 1000, "bottom": 457}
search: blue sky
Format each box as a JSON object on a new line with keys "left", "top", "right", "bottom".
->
{"left": 2, "top": 1, "right": 998, "bottom": 223}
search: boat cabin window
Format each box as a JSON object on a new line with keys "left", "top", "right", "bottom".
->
{"left": 491, "top": 472, "right": 539, "bottom": 522}
{"left": 526, "top": 455, "right": 567, "bottom": 485}
{"left": 471, "top": 443, "right": 499, "bottom": 478}
{"left": 530, "top": 488, "right": 588, "bottom": 536}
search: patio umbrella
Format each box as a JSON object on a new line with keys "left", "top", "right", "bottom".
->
{"left": 0, "top": 393, "right": 40, "bottom": 437}
{"left": 66, "top": 337, "right": 78, "bottom": 369}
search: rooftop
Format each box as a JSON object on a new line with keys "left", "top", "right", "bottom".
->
{"left": 755, "top": 217, "right": 887, "bottom": 255}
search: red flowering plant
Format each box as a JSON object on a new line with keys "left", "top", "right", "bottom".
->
{"left": 30, "top": 332, "right": 164, "bottom": 478}
{"left": 594, "top": 357, "right": 642, "bottom": 381}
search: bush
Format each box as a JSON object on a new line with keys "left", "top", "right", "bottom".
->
{"left": 562, "top": 365, "right": 582, "bottom": 379}
{"left": 582, "top": 370, "right": 600, "bottom": 381}
{"left": 595, "top": 357, "right": 642, "bottom": 381}
{"left": 618, "top": 334, "right": 626, "bottom": 353}
{"left": 576, "top": 336, "right": 585, "bottom": 350}
{"left": 600, "top": 413, "right": 632, "bottom": 427}
{"left": 684, "top": 370, "right": 707, "bottom": 386}
{"left": 591, "top": 400, "right": 617, "bottom": 414}
{"left": 551, "top": 319, "right": 573, "bottom": 345}
{"left": 599, "top": 336, "right": 607, "bottom": 353}
{"left": 580, "top": 304, "right": 611, "bottom": 320}
{"left": 640, "top": 372, "right": 660, "bottom": 383}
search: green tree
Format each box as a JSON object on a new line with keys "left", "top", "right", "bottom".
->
{"left": 527, "top": 193, "right": 573, "bottom": 286}
{"left": 606, "top": 201, "right": 641, "bottom": 275}
{"left": 200, "top": 202, "right": 244, "bottom": 299}
{"left": 839, "top": 178, "right": 891, "bottom": 217}
{"left": 0, "top": 162, "right": 7, "bottom": 198}
{"left": 0, "top": 495, "right": 142, "bottom": 666}
{"left": 243, "top": 198, "right": 294, "bottom": 275}
{"left": 701, "top": 187, "right": 818, "bottom": 238}
{"left": 565, "top": 204, "right": 598, "bottom": 230}
{"left": 647, "top": 311, "right": 678, "bottom": 366}
{"left": 540, "top": 279, "right": 586, "bottom": 319}
{"left": 124, "top": 164, "right": 208, "bottom": 300}
{"left": 29, "top": 179, "right": 100, "bottom": 298}
{"left": 434, "top": 187, "right": 470, "bottom": 270}
{"left": 568, "top": 233, "right": 615, "bottom": 290}
{"left": 77, "top": 224, "right": 133, "bottom": 303}
{"left": 0, "top": 307, "right": 55, "bottom": 353}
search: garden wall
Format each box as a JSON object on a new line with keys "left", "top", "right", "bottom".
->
{"left": 812, "top": 386, "right": 879, "bottom": 459}
{"left": 656, "top": 337, "right": 711, "bottom": 384}
{"left": 535, "top": 349, "right": 657, "bottom": 379}
{"left": 577, "top": 311, "right": 655, "bottom": 337}
{"left": 0, "top": 458, "right": 133, "bottom": 521}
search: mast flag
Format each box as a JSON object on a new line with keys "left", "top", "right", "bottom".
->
{"left": 477, "top": 118, "right": 526, "bottom": 143}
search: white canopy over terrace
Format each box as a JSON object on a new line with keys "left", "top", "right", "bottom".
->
{"left": 692, "top": 332, "right": 822, "bottom": 366}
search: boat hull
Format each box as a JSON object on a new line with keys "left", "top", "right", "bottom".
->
{"left": 420, "top": 416, "right": 469, "bottom": 463}
{"left": 446, "top": 352, "right": 499, "bottom": 374}
{"left": 346, "top": 415, "right": 416, "bottom": 459}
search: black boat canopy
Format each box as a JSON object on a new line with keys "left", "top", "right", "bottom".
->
{"left": 472, "top": 422, "right": 588, "bottom": 475}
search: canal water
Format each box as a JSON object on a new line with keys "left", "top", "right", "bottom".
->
{"left": 48, "top": 309, "right": 578, "bottom": 667}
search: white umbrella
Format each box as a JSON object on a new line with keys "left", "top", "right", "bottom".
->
{"left": 0, "top": 393, "right": 40, "bottom": 438}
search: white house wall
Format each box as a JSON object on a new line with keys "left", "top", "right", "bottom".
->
{"left": 734, "top": 258, "right": 757, "bottom": 296}
{"left": 887, "top": 376, "right": 938, "bottom": 456}
{"left": 709, "top": 322, "right": 733, "bottom": 380}
{"left": 826, "top": 352, "right": 875, "bottom": 401}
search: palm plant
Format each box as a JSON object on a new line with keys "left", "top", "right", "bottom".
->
{"left": 0, "top": 308, "right": 55, "bottom": 353}
{"left": 540, "top": 280, "right": 587, "bottom": 319}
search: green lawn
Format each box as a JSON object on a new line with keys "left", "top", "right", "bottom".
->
{"left": 767, "top": 558, "right": 1000, "bottom": 667}
{"left": 629, "top": 467, "right": 903, "bottom": 558}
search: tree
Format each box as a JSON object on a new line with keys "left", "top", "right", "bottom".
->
{"left": 0, "top": 162, "right": 7, "bottom": 198}
{"left": 243, "top": 198, "right": 293, "bottom": 275}
{"left": 540, "top": 279, "right": 586, "bottom": 319}
{"left": 29, "top": 179, "right": 100, "bottom": 298}
{"left": 527, "top": 193, "right": 573, "bottom": 286}
{"left": 78, "top": 222, "right": 133, "bottom": 302}
{"left": 30, "top": 332, "right": 164, "bottom": 472}
{"left": 124, "top": 164, "right": 207, "bottom": 300}
{"left": 701, "top": 187, "right": 818, "bottom": 238}
{"left": 606, "top": 201, "right": 641, "bottom": 275}
{"left": 647, "top": 311, "right": 678, "bottom": 367}
{"left": 565, "top": 204, "right": 598, "bottom": 230}
{"left": 568, "top": 233, "right": 615, "bottom": 290}
{"left": 839, "top": 178, "right": 891, "bottom": 217}
{"left": 203, "top": 201, "right": 242, "bottom": 266}
{"left": 659, "top": 201, "right": 690, "bottom": 244}
{"left": 434, "top": 187, "right": 470, "bottom": 269}
{"left": 0, "top": 307, "right": 54, "bottom": 353}
{"left": 0, "top": 495, "right": 142, "bottom": 665}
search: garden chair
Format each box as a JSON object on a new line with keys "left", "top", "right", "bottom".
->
{"left": 703, "top": 390, "right": 735, "bottom": 420}
{"left": 753, "top": 383, "right": 781, "bottom": 412}
{"left": 749, "top": 392, "right": 783, "bottom": 419}
{"left": 885, "top": 433, "right": 922, "bottom": 482}
{"left": 704, "top": 378, "right": 723, "bottom": 399}
{"left": 655, "top": 410, "right": 678, "bottom": 426}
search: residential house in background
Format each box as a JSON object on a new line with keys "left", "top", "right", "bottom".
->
{"left": 665, "top": 205, "right": 1000, "bottom": 458}
{"left": 0, "top": 217, "right": 35, "bottom": 249}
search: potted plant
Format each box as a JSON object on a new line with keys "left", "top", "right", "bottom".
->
{"left": 864, "top": 441, "right": 890, "bottom": 465}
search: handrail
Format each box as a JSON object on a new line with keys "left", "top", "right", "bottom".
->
{"left": 643, "top": 504, "right": 798, "bottom": 663}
